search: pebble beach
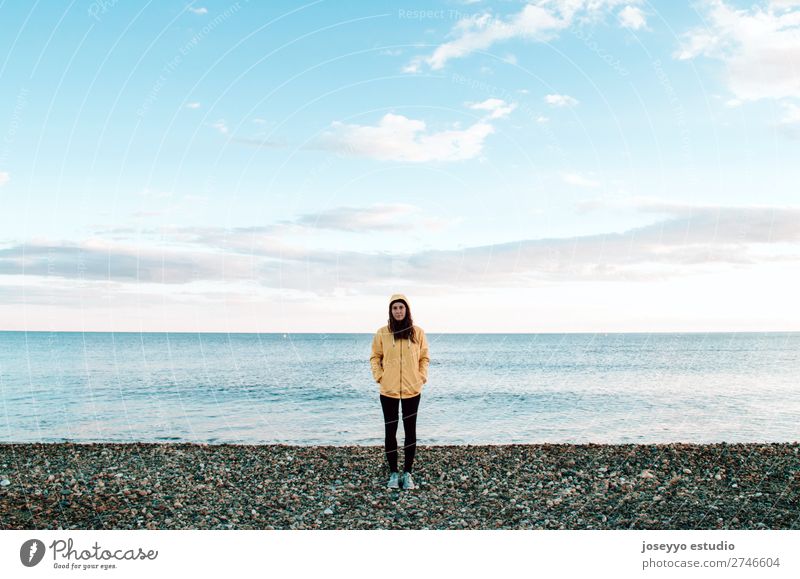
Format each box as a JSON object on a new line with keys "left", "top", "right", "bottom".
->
{"left": 1, "top": 443, "right": 798, "bottom": 530}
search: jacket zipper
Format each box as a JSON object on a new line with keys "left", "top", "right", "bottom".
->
{"left": 399, "top": 337, "right": 403, "bottom": 399}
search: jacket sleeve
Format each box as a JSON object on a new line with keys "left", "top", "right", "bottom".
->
{"left": 418, "top": 328, "right": 430, "bottom": 383}
{"left": 370, "top": 331, "right": 384, "bottom": 383}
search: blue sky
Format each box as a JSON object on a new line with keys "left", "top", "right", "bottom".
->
{"left": 1, "top": 0, "right": 799, "bottom": 332}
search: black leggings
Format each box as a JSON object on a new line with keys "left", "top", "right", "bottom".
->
{"left": 379, "top": 393, "right": 421, "bottom": 473}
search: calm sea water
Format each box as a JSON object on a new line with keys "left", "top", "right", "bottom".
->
{"left": 0, "top": 331, "right": 797, "bottom": 444}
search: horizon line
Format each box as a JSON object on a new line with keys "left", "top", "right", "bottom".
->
{"left": 1, "top": 329, "right": 798, "bottom": 335}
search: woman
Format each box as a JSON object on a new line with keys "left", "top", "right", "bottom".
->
{"left": 370, "top": 293, "right": 430, "bottom": 490}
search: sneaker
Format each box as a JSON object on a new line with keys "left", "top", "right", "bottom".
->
{"left": 401, "top": 472, "right": 416, "bottom": 490}
{"left": 387, "top": 471, "right": 400, "bottom": 489}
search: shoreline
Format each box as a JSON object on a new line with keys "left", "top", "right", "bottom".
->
{"left": 2, "top": 442, "right": 798, "bottom": 530}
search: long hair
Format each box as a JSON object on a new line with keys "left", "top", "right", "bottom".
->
{"left": 388, "top": 299, "right": 416, "bottom": 343}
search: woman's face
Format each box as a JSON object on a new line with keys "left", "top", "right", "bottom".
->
{"left": 391, "top": 301, "right": 406, "bottom": 321}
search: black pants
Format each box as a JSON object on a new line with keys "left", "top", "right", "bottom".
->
{"left": 379, "top": 393, "right": 421, "bottom": 473}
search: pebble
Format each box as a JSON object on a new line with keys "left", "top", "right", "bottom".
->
{"left": 0, "top": 442, "right": 797, "bottom": 530}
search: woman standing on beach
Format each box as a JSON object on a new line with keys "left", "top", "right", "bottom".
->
{"left": 370, "top": 294, "right": 430, "bottom": 490}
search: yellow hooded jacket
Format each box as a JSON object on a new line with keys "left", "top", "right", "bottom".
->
{"left": 370, "top": 293, "right": 430, "bottom": 399}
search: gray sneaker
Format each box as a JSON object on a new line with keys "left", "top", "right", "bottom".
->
{"left": 401, "top": 472, "right": 416, "bottom": 490}
{"left": 387, "top": 471, "right": 400, "bottom": 489}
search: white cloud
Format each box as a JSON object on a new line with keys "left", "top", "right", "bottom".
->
{"left": 770, "top": 0, "right": 800, "bottom": 9}
{"left": 562, "top": 173, "right": 599, "bottom": 187}
{"left": 401, "top": 59, "right": 422, "bottom": 73}
{"left": 467, "top": 97, "right": 517, "bottom": 119}
{"left": 188, "top": 7, "right": 208, "bottom": 15}
{"left": 0, "top": 239, "right": 255, "bottom": 284}
{"left": 288, "top": 200, "right": 800, "bottom": 287}
{"left": 503, "top": 53, "right": 518, "bottom": 65}
{"left": 289, "top": 203, "right": 459, "bottom": 233}
{"left": 318, "top": 112, "right": 495, "bottom": 162}
{"left": 6, "top": 198, "right": 799, "bottom": 331}
{"left": 210, "top": 119, "right": 229, "bottom": 135}
{"left": 3, "top": 200, "right": 800, "bottom": 322}
{"left": 294, "top": 203, "right": 426, "bottom": 232}
{"left": 410, "top": 0, "right": 639, "bottom": 70}
{"left": 675, "top": 1, "right": 800, "bottom": 102}
{"left": 544, "top": 93, "right": 579, "bottom": 107}
{"left": 185, "top": 102, "right": 201, "bottom": 109}
{"left": 0, "top": 172, "right": 9, "bottom": 187}
{"left": 618, "top": 5, "right": 647, "bottom": 30}
{"left": 424, "top": 5, "right": 565, "bottom": 70}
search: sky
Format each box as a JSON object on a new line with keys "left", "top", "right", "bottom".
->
{"left": 0, "top": 0, "right": 799, "bottom": 333}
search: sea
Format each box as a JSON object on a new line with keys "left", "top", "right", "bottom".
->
{"left": 0, "top": 331, "right": 797, "bottom": 445}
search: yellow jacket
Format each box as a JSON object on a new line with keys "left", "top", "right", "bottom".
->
{"left": 370, "top": 294, "right": 430, "bottom": 399}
